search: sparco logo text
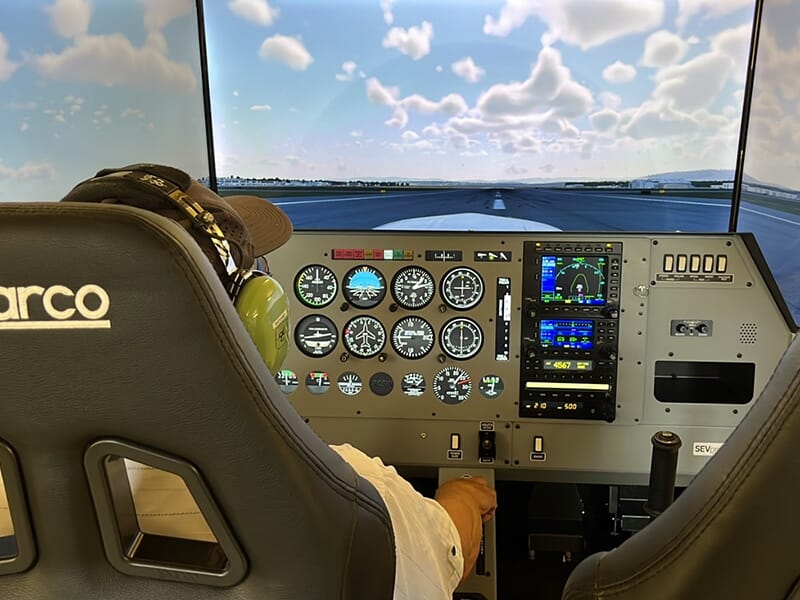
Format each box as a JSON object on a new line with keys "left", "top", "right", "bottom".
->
{"left": 0, "top": 285, "right": 111, "bottom": 330}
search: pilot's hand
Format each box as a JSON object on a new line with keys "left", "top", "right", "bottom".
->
{"left": 434, "top": 477, "right": 497, "bottom": 582}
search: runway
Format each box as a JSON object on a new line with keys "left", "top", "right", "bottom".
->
{"left": 259, "top": 186, "right": 799, "bottom": 320}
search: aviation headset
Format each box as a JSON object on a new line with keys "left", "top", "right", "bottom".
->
{"left": 61, "top": 163, "right": 290, "bottom": 373}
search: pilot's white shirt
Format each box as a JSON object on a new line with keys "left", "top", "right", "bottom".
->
{"left": 331, "top": 444, "right": 464, "bottom": 599}
{"left": 0, "top": 445, "right": 463, "bottom": 599}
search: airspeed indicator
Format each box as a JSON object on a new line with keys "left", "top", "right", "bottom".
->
{"left": 295, "top": 264, "right": 338, "bottom": 307}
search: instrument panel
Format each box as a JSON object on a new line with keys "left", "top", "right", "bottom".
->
{"left": 269, "top": 231, "right": 794, "bottom": 485}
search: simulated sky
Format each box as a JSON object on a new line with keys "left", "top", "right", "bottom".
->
{"left": 204, "top": 0, "right": 756, "bottom": 183}
{"left": 0, "top": 0, "right": 208, "bottom": 201}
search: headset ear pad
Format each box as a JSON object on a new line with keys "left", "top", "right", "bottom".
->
{"left": 234, "top": 274, "right": 290, "bottom": 373}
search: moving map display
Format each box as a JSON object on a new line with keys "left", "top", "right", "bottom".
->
{"left": 540, "top": 256, "right": 607, "bottom": 305}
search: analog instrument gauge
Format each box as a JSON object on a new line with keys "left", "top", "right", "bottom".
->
{"left": 478, "top": 375, "right": 505, "bottom": 399}
{"left": 305, "top": 371, "right": 331, "bottom": 394}
{"left": 337, "top": 372, "right": 363, "bottom": 396}
{"left": 401, "top": 372, "right": 426, "bottom": 397}
{"left": 441, "top": 266, "right": 484, "bottom": 310}
{"left": 343, "top": 265, "right": 387, "bottom": 308}
{"left": 391, "top": 316, "right": 435, "bottom": 359}
{"left": 295, "top": 315, "right": 338, "bottom": 357}
{"left": 294, "top": 264, "right": 338, "bottom": 308}
{"left": 440, "top": 317, "right": 483, "bottom": 360}
{"left": 275, "top": 369, "right": 299, "bottom": 395}
{"left": 343, "top": 316, "right": 386, "bottom": 358}
{"left": 392, "top": 266, "right": 435, "bottom": 309}
{"left": 432, "top": 366, "right": 472, "bottom": 405}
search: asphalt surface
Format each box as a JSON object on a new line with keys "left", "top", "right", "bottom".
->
{"left": 267, "top": 187, "right": 800, "bottom": 320}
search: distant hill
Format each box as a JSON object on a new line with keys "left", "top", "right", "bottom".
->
{"left": 639, "top": 169, "right": 760, "bottom": 184}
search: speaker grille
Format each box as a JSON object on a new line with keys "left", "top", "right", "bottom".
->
{"left": 739, "top": 322, "right": 757, "bottom": 344}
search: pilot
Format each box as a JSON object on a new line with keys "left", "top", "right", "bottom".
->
{"left": 58, "top": 164, "right": 497, "bottom": 599}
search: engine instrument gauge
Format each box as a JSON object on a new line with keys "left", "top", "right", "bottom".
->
{"left": 440, "top": 317, "right": 483, "bottom": 360}
{"left": 391, "top": 316, "right": 435, "bottom": 359}
{"left": 343, "top": 265, "right": 387, "bottom": 308}
{"left": 305, "top": 371, "right": 331, "bottom": 394}
{"left": 441, "top": 266, "right": 484, "bottom": 310}
{"left": 392, "top": 266, "right": 435, "bottom": 309}
{"left": 295, "top": 315, "right": 338, "bottom": 357}
{"left": 275, "top": 369, "right": 299, "bottom": 395}
{"left": 478, "top": 375, "right": 505, "bottom": 399}
{"left": 343, "top": 315, "right": 386, "bottom": 358}
{"left": 401, "top": 372, "right": 426, "bottom": 397}
{"left": 432, "top": 366, "right": 472, "bottom": 404}
{"left": 337, "top": 371, "right": 363, "bottom": 396}
{"left": 294, "top": 264, "right": 338, "bottom": 308}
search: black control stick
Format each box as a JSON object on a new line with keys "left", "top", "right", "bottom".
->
{"left": 643, "top": 431, "right": 682, "bottom": 520}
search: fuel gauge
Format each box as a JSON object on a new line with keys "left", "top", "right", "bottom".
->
{"left": 275, "top": 369, "right": 299, "bottom": 395}
{"left": 305, "top": 371, "right": 331, "bottom": 394}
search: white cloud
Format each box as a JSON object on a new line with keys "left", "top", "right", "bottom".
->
{"left": 402, "top": 130, "right": 419, "bottom": 142}
{"left": 0, "top": 161, "right": 55, "bottom": 181}
{"left": 602, "top": 61, "right": 637, "bottom": 83}
{"left": 401, "top": 93, "right": 468, "bottom": 116}
{"left": 336, "top": 60, "right": 358, "bottom": 82}
{"left": 259, "top": 35, "right": 313, "bottom": 70}
{"left": 121, "top": 107, "right": 145, "bottom": 118}
{"left": 599, "top": 91, "right": 622, "bottom": 109}
{"left": 640, "top": 30, "right": 689, "bottom": 67}
{"left": 0, "top": 33, "right": 19, "bottom": 81}
{"left": 452, "top": 57, "right": 485, "bottom": 83}
{"left": 142, "top": 0, "right": 192, "bottom": 32}
{"left": 228, "top": 0, "right": 279, "bottom": 26}
{"left": 484, "top": 0, "right": 664, "bottom": 50}
{"left": 590, "top": 108, "right": 621, "bottom": 132}
{"left": 385, "top": 107, "right": 408, "bottom": 128}
{"left": 653, "top": 50, "right": 733, "bottom": 112}
{"left": 366, "top": 78, "right": 398, "bottom": 105}
{"left": 435, "top": 65, "right": 443, "bottom": 73}
{"left": 620, "top": 101, "right": 701, "bottom": 138}
{"left": 33, "top": 34, "right": 197, "bottom": 91}
{"left": 250, "top": 104, "right": 272, "bottom": 111}
{"left": 477, "top": 46, "right": 593, "bottom": 119}
{"left": 382, "top": 21, "right": 434, "bottom": 60}
{"left": 20, "top": 121, "right": 30, "bottom": 132}
{"left": 350, "top": 129, "right": 363, "bottom": 137}
{"left": 46, "top": 0, "right": 91, "bottom": 39}
{"left": 676, "top": 0, "right": 752, "bottom": 29}
{"left": 380, "top": 0, "right": 396, "bottom": 25}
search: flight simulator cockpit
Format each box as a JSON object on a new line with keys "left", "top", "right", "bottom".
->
{"left": 1, "top": 0, "right": 799, "bottom": 598}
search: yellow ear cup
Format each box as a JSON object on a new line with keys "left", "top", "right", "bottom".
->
{"left": 234, "top": 275, "right": 290, "bottom": 373}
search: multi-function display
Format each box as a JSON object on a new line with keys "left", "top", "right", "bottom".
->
{"left": 540, "top": 256, "right": 607, "bottom": 305}
{"left": 539, "top": 320, "right": 593, "bottom": 350}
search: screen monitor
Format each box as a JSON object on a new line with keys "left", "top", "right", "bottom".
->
{"left": 539, "top": 319, "right": 593, "bottom": 350}
{"left": 202, "top": 1, "right": 756, "bottom": 233}
{"left": 540, "top": 256, "right": 607, "bottom": 305}
{"left": 0, "top": 0, "right": 210, "bottom": 202}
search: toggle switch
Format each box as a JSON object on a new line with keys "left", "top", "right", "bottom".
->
{"left": 478, "top": 431, "right": 496, "bottom": 462}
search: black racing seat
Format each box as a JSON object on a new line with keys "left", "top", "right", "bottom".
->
{"left": 562, "top": 331, "right": 800, "bottom": 599}
{"left": 0, "top": 202, "right": 395, "bottom": 599}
